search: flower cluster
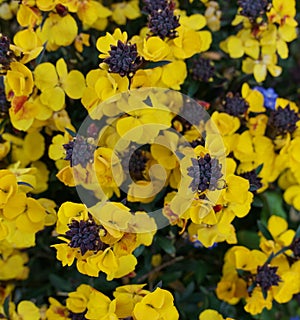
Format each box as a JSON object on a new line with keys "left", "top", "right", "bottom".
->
{"left": 0, "top": 0, "right": 300, "bottom": 319}
{"left": 220, "top": 0, "right": 298, "bottom": 82}
{"left": 46, "top": 283, "right": 179, "bottom": 320}
{"left": 53, "top": 201, "right": 155, "bottom": 280}
{"left": 217, "top": 215, "right": 300, "bottom": 315}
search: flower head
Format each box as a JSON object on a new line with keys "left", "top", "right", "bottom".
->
{"left": 63, "top": 135, "right": 97, "bottom": 168}
{"left": 103, "top": 40, "right": 143, "bottom": 77}
{"left": 240, "top": 169, "right": 263, "bottom": 193}
{"left": 65, "top": 215, "right": 108, "bottom": 256}
{"left": 148, "top": 7, "right": 180, "bottom": 39}
{"left": 222, "top": 92, "right": 249, "bottom": 116}
{"left": 0, "top": 33, "right": 14, "bottom": 74}
{"left": 188, "top": 153, "right": 223, "bottom": 194}
{"left": 237, "top": 0, "right": 269, "bottom": 21}
{"left": 254, "top": 264, "right": 281, "bottom": 293}
{"left": 190, "top": 56, "right": 215, "bottom": 82}
{"left": 268, "top": 104, "right": 299, "bottom": 136}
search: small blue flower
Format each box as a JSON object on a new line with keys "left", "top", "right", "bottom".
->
{"left": 290, "top": 316, "right": 300, "bottom": 320}
{"left": 253, "top": 86, "right": 278, "bottom": 110}
{"left": 190, "top": 239, "right": 218, "bottom": 249}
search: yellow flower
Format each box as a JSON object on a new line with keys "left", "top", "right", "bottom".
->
{"left": 151, "top": 131, "right": 181, "bottom": 170}
{"left": 284, "top": 185, "right": 300, "bottom": 210}
{"left": 260, "top": 215, "right": 295, "bottom": 254}
{"left": 92, "top": 147, "right": 124, "bottom": 199}
{"left": 37, "top": 198, "right": 57, "bottom": 226}
{"left": 37, "top": 13, "right": 78, "bottom": 51}
{"left": 66, "top": 284, "right": 92, "bottom": 314}
{"left": 139, "top": 36, "right": 171, "bottom": 62}
{"left": 170, "top": 14, "right": 212, "bottom": 59}
{"left": 74, "top": 33, "right": 90, "bottom": 53}
{"left": 96, "top": 28, "right": 128, "bottom": 59}
{"left": 91, "top": 202, "right": 131, "bottom": 237}
{"left": 61, "top": 0, "right": 111, "bottom": 27}
{"left": 111, "top": 0, "right": 140, "bottom": 25}
{"left": 87, "top": 248, "right": 137, "bottom": 280}
{"left": 244, "top": 287, "right": 272, "bottom": 315}
{"left": 15, "top": 301, "right": 40, "bottom": 320}
{"left": 188, "top": 210, "right": 237, "bottom": 247}
{"left": 6, "top": 62, "right": 34, "bottom": 97}
{"left": 133, "top": 288, "right": 179, "bottom": 320}
{"left": 272, "top": 264, "right": 300, "bottom": 303}
{"left": 81, "top": 69, "right": 129, "bottom": 113}
{"left": 16, "top": 4, "right": 42, "bottom": 28}
{"left": 199, "top": 309, "right": 226, "bottom": 320}
{"left": 160, "top": 60, "right": 187, "bottom": 90}
{"left": 3, "top": 192, "right": 47, "bottom": 233}
{"left": 0, "top": 2, "right": 15, "bottom": 20}
{"left": 222, "top": 175, "right": 249, "bottom": 204}
{"left": 56, "top": 202, "right": 89, "bottom": 234}
{"left": 35, "top": 0, "right": 57, "bottom": 11}
{"left": 204, "top": 1, "right": 222, "bottom": 32}
{"left": 267, "top": 0, "right": 297, "bottom": 28}
{"left": 34, "top": 58, "right": 86, "bottom": 111}
{"left": 85, "top": 290, "right": 118, "bottom": 320}
{"left": 12, "top": 28, "right": 43, "bottom": 64}
{"left": 116, "top": 107, "right": 172, "bottom": 144}
{"left": 52, "top": 243, "right": 77, "bottom": 267}
{"left": 242, "top": 53, "right": 282, "bottom": 82}
{"left": 3, "top": 131, "right": 45, "bottom": 166}
{"left": 46, "top": 297, "right": 69, "bottom": 320}
{"left": 241, "top": 83, "right": 265, "bottom": 113}
{"left": 0, "top": 250, "right": 29, "bottom": 280}
{"left": 8, "top": 95, "right": 38, "bottom": 131}
{"left": 220, "top": 31, "right": 259, "bottom": 59}
{"left": 0, "top": 170, "right": 18, "bottom": 208}
{"left": 113, "top": 284, "right": 149, "bottom": 319}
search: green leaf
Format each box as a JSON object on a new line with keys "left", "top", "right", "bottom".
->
{"left": 237, "top": 230, "right": 260, "bottom": 249}
{"left": 65, "top": 127, "right": 76, "bottom": 137}
{"left": 142, "top": 60, "right": 171, "bottom": 70}
{"left": 295, "top": 224, "right": 300, "bottom": 239}
{"left": 49, "top": 273, "right": 72, "bottom": 292}
{"left": 252, "top": 195, "right": 264, "bottom": 207}
{"left": 257, "top": 220, "right": 274, "bottom": 241}
{"left": 187, "top": 81, "right": 200, "bottom": 97}
{"left": 133, "top": 245, "right": 145, "bottom": 257}
{"left": 153, "top": 280, "right": 163, "bottom": 291}
{"left": 3, "top": 295, "right": 9, "bottom": 318}
{"left": 262, "top": 191, "right": 287, "bottom": 219}
{"left": 156, "top": 236, "right": 176, "bottom": 256}
{"left": 255, "top": 163, "right": 264, "bottom": 175}
{"left": 194, "top": 261, "right": 208, "bottom": 284}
